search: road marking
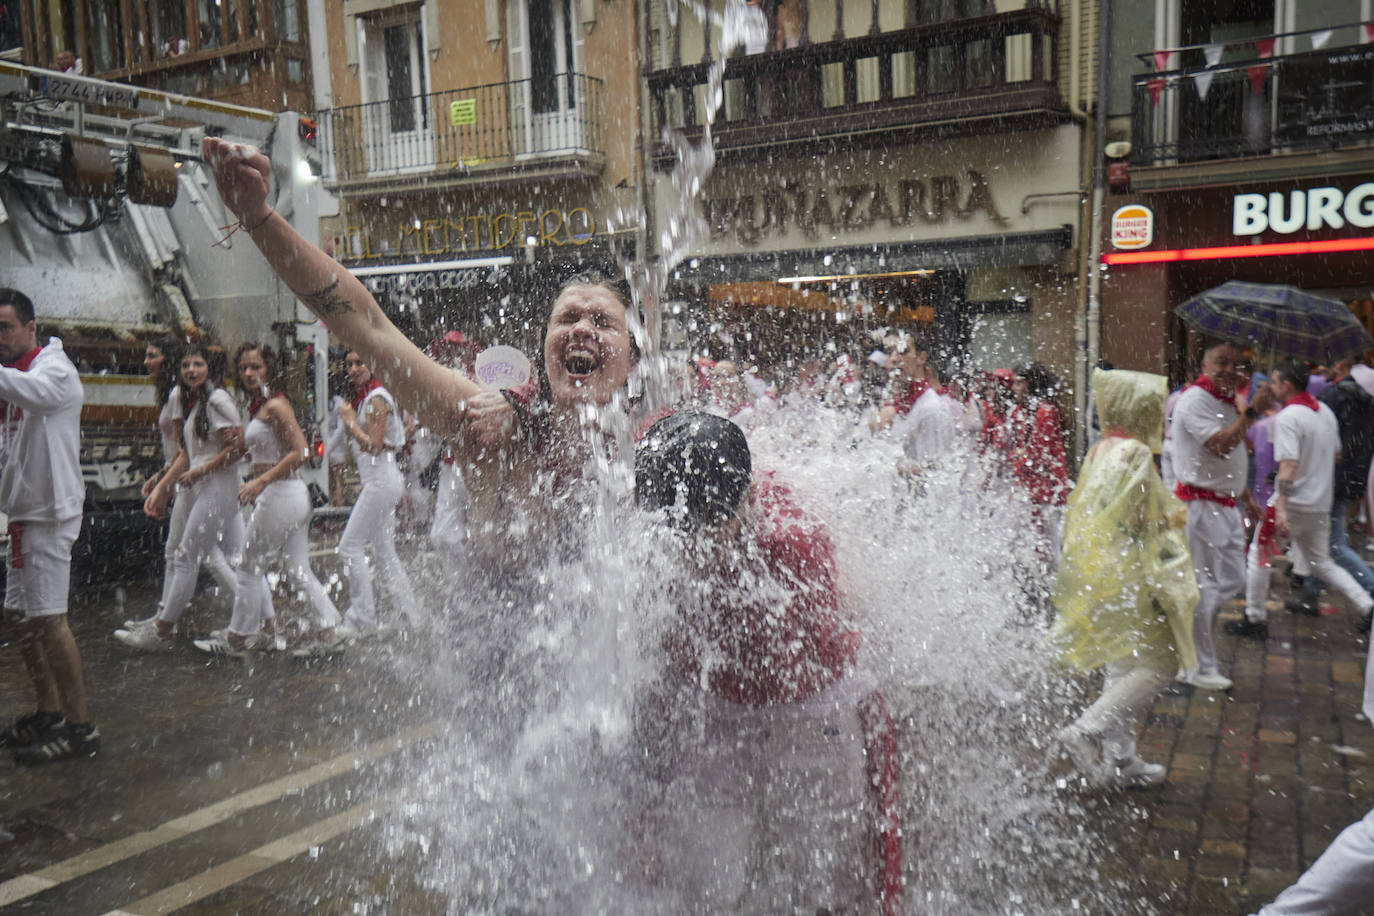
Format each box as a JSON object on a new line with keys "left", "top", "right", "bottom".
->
{"left": 0, "top": 722, "right": 438, "bottom": 907}
{"left": 101, "top": 792, "right": 399, "bottom": 916}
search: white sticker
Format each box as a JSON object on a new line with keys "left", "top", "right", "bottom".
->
{"left": 473, "top": 345, "right": 532, "bottom": 391}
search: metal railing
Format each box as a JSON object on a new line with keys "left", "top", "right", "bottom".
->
{"left": 647, "top": 8, "right": 1060, "bottom": 155}
{"left": 1131, "top": 41, "right": 1374, "bottom": 165}
{"left": 319, "top": 74, "right": 604, "bottom": 184}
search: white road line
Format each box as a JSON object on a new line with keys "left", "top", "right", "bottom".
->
{"left": 0, "top": 722, "right": 438, "bottom": 907}
{"left": 101, "top": 792, "right": 399, "bottom": 916}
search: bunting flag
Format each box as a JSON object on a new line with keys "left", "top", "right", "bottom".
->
{"left": 1247, "top": 63, "right": 1268, "bottom": 95}
{"left": 1365, "top": 23, "right": 1374, "bottom": 43}
{"left": 1254, "top": 37, "right": 1276, "bottom": 59}
{"left": 1147, "top": 77, "right": 1165, "bottom": 106}
{"left": 1192, "top": 70, "right": 1215, "bottom": 101}
{"left": 1310, "top": 29, "right": 1332, "bottom": 50}
{"left": 1152, "top": 50, "right": 1175, "bottom": 71}
{"left": 1203, "top": 42, "right": 1225, "bottom": 67}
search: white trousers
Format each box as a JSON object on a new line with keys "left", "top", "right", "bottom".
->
{"left": 1256, "top": 806, "right": 1374, "bottom": 915}
{"left": 647, "top": 672, "right": 875, "bottom": 913}
{"left": 228, "top": 478, "right": 340, "bottom": 637}
{"left": 429, "top": 460, "right": 469, "bottom": 550}
{"left": 157, "top": 476, "right": 263, "bottom": 626}
{"left": 1072, "top": 662, "right": 1168, "bottom": 765}
{"left": 1186, "top": 501, "right": 1247, "bottom": 675}
{"left": 158, "top": 486, "right": 237, "bottom": 610}
{"left": 338, "top": 468, "right": 417, "bottom": 628}
{"left": 1246, "top": 505, "right": 1374, "bottom": 622}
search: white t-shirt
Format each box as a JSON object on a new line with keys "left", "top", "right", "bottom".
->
{"left": 1271, "top": 400, "right": 1340, "bottom": 510}
{"left": 894, "top": 387, "right": 956, "bottom": 466}
{"left": 157, "top": 395, "right": 179, "bottom": 463}
{"left": 1169, "top": 385, "right": 1248, "bottom": 498}
{"left": 0, "top": 339, "right": 84, "bottom": 522}
{"left": 169, "top": 387, "right": 242, "bottom": 469}
{"left": 350, "top": 386, "right": 406, "bottom": 486}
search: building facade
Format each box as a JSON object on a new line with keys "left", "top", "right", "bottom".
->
{"left": 643, "top": 0, "right": 1096, "bottom": 393}
{"left": 313, "top": 0, "right": 643, "bottom": 353}
{"left": 1100, "top": 0, "right": 1374, "bottom": 383}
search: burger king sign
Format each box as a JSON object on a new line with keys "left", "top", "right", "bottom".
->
{"left": 1110, "top": 204, "right": 1154, "bottom": 250}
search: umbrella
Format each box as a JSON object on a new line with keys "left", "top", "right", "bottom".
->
{"left": 1174, "top": 281, "right": 1374, "bottom": 364}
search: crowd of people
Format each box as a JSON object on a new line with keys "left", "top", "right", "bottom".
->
{"left": 1, "top": 131, "right": 1373, "bottom": 912}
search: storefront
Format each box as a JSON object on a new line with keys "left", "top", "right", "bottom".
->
{"left": 321, "top": 182, "right": 634, "bottom": 353}
{"left": 656, "top": 125, "right": 1083, "bottom": 378}
{"left": 1101, "top": 173, "right": 1374, "bottom": 382}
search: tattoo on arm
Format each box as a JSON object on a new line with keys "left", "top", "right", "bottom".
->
{"left": 1277, "top": 479, "right": 1295, "bottom": 496}
{"left": 301, "top": 279, "right": 354, "bottom": 318}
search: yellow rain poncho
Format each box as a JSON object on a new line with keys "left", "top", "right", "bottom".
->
{"left": 1052, "top": 369, "right": 1199, "bottom": 674}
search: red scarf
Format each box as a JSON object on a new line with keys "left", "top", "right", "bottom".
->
{"left": 1191, "top": 373, "right": 1234, "bottom": 405}
{"left": 886, "top": 378, "right": 928, "bottom": 415}
{"left": 1287, "top": 391, "right": 1320, "bottom": 412}
{"left": 351, "top": 377, "right": 382, "bottom": 409}
{"left": 248, "top": 391, "right": 285, "bottom": 419}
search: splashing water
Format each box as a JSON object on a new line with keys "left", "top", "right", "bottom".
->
{"left": 370, "top": 2, "right": 1159, "bottom": 913}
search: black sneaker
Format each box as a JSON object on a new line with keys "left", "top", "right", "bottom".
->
{"left": 13, "top": 723, "right": 99, "bottom": 765}
{"left": 1224, "top": 617, "right": 1269, "bottom": 639}
{"left": 1285, "top": 597, "right": 1320, "bottom": 616}
{"left": 0, "top": 711, "right": 65, "bottom": 749}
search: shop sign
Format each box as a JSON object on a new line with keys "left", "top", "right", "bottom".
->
{"left": 705, "top": 170, "right": 1007, "bottom": 247}
{"left": 363, "top": 264, "right": 510, "bottom": 294}
{"left": 1233, "top": 183, "right": 1374, "bottom": 236}
{"left": 1110, "top": 204, "right": 1154, "bottom": 249}
{"left": 345, "top": 207, "right": 595, "bottom": 260}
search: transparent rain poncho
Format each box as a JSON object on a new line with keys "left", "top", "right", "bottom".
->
{"left": 1052, "top": 369, "right": 1199, "bottom": 674}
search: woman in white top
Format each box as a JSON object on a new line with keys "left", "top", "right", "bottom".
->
{"left": 116, "top": 343, "right": 249, "bottom": 650}
{"left": 126, "top": 337, "right": 241, "bottom": 631}
{"left": 194, "top": 344, "right": 343, "bottom": 658}
{"left": 335, "top": 351, "right": 419, "bottom": 638}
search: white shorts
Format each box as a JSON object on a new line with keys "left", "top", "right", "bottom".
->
{"left": 5, "top": 516, "right": 81, "bottom": 619}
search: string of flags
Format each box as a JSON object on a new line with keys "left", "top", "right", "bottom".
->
{"left": 1145, "top": 24, "right": 1374, "bottom": 105}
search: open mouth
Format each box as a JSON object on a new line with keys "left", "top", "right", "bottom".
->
{"left": 563, "top": 346, "right": 600, "bottom": 380}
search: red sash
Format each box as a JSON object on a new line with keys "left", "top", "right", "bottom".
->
{"left": 1174, "top": 482, "right": 1238, "bottom": 508}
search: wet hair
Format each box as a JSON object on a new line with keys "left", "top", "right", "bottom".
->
{"left": 148, "top": 335, "right": 184, "bottom": 407}
{"left": 636, "top": 411, "right": 752, "bottom": 529}
{"left": 176, "top": 341, "right": 222, "bottom": 443}
{"left": 0, "top": 288, "right": 35, "bottom": 325}
{"left": 1018, "top": 362, "right": 1061, "bottom": 400}
{"left": 553, "top": 271, "right": 642, "bottom": 362}
{"left": 1272, "top": 359, "right": 1310, "bottom": 393}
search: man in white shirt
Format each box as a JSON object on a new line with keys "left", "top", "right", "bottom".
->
{"left": 1241, "top": 361, "right": 1374, "bottom": 632}
{"left": 1168, "top": 341, "right": 1269, "bottom": 691}
{"left": 0, "top": 289, "right": 97, "bottom": 763}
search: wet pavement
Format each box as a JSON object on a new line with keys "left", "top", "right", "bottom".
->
{"left": 1, "top": 534, "right": 1371, "bottom": 916}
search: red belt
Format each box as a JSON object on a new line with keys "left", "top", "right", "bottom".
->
{"left": 1175, "top": 482, "right": 1238, "bottom": 508}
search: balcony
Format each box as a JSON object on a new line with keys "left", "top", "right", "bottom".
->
{"left": 646, "top": 8, "right": 1063, "bottom": 167}
{"left": 318, "top": 74, "right": 605, "bottom": 192}
{"left": 1131, "top": 41, "right": 1374, "bottom": 168}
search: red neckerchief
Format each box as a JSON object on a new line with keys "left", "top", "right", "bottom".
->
{"left": 0, "top": 346, "right": 42, "bottom": 420}
{"left": 351, "top": 377, "right": 382, "bottom": 410}
{"left": 1287, "top": 391, "right": 1320, "bottom": 412}
{"left": 248, "top": 391, "right": 285, "bottom": 419}
{"left": 885, "top": 378, "right": 928, "bottom": 415}
{"left": 1190, "top": 373, "right": 1234, "bottom": 406}
{"left": 185, "top": 389, "right": 200, "bottom": 415}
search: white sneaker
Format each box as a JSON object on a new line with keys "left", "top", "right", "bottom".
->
{"left": 193, "top": 634, "right": 250, "bottom": 658}
{"left": 291, "top": 637, "right": 347, "bottom": 660}
{"left": 1176, "top": 669, "right": 1233, "bottom": 691}
{"left": 335, "top": 619, "right": 379, "bottom": 642}
{"left": 114, "top": 626, "right": 174, "bottom": 652}
{"left": 122, "top": 614, "right": 159, "bottom": 630}
{"left": 1105, "top": 756, "right": 1167, "bottom": 788}
{"left": 1054, "top": 724, "right": 1101, "bottom": 775}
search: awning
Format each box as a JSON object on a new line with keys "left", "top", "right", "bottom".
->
{"left": 670, "top": 227, "right": 1074, "bottom": 284}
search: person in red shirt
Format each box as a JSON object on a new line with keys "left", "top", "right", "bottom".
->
{"left": 635, "top": 411, "right": 903, "bottom": 915}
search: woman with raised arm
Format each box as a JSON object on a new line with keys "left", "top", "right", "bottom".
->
{"left": 332, "top": 351, "right": 419, "bottom": 639}
{"left": 193, "top": 344, "right": 344, "bottom": 658}
{"left": 116, "top": 342, "right": 251, "bottom": 651}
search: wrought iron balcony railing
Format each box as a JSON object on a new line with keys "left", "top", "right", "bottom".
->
{"left": 647, "top": 8, "right": 1061, "bottom": 164}
{"left": 1131, "top": 41, "right": 1374, "bottom": 165}
{"left": 318, "top": 74, "right": 604, "bottom": 186}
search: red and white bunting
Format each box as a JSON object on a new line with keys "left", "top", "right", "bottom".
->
{"left": 1152, "top": 50, "right": 1175, "bottom": 72}
{"left": 1192, "top": 70, "right": 1215, "bottom": 101}
{"left": 1254, "top": 37, "right": 1276, "bottom": 59}
{"left": 1246, "top": 63, "right": 1268, "bottom": 95}
{"left": 1203, "top": 42, "right": 1225, "bottom": 67}
{"left": 1310, "top": 30, "right": 1333, "bottom": 50}
{"left": 1147, "top": 77, "right": 1165, "bottom": 106}
{"left": 1365, "top": 23, "right": 1374, "bottom": 43}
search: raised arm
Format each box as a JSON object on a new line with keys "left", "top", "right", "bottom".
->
{"left": 200, "top": 137, "right": 479, "bottom": 437}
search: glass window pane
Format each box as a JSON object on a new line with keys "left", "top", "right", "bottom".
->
{"left": 1005, "top": 32, "right": 1031, "bottom": 83}
{"left": 821, "top": 61, "right": 844, "bottom": 108}
{"left": 151, "top": 0, "right": 188, "bottom": 58}
{"left": 927, "top": 46, "right": 954, "bottom": 94}
{"left": 964, "top": 38, "right": 992, "bottom": 89}
{"left": 892, "top": 50, "right": 915, "bottom": 98}
{"left": 384, "top": 23, "right": 415, "bottom": 131}
{"left": 856, "top": 56, "right": 880, "bottom": 104}
{"left": 198, "top": 0, "right": 223, "bottom": 49}
{"left": 89, "top": 0, "right": 125, "bottom": 71}
{"left": 272, "top": 0, "right": 299, "bottom": 41}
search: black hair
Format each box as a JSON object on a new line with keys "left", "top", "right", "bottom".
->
{"left": 149, "top": 335, "right": 184, "bottom": 407}
{"left": 176, "top": 341, "right": 221, "bottom": 442}
{"left": 636, "top": 411, "right": 752, "bottom": 529}
{"left": 1273, "top": 359, "right": 1310, "bottom": 393}
{"left": 233, "top": 342, "right": 282, "bottom": 399}
{"left": 0, "top": 288, "right": 36, "bottom": 325}
{"left": 1018, "top": 361, "right": 1061, "bottom": 400}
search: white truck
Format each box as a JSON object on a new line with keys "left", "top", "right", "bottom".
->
{"left": 0, "top": 60, "right": 329, "bottom": 576}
